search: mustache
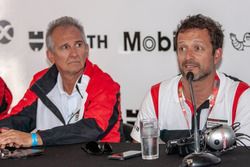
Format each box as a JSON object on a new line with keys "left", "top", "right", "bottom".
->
{"left": 67, "top": 57, "right": 81, "bottom": 62}
{"left": 182, "top": 60, "right": 200, "bottom": 67}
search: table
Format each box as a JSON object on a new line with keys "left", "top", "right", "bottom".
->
{"left": 0, "top": 143, "right": 249, "bottom": 167}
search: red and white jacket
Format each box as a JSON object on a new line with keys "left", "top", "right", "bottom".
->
{"left": 131, "top": 72, "right": 250, "bottom": 145}
{"left": 0, "top": 77, "right": 12, "bottom": 117}
{"left": 0, "top": 59, "right": 121, "bottom": 145}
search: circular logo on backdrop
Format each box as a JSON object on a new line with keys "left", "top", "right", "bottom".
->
{"left": 0, "top": 20, "right": 14, "bottom": 44}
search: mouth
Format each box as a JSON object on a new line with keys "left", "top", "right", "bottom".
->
{"left": 68, "top": 61, "right": 80, "bottom": 64}
{"left": 183, "top": 63, "right": 199, "bottom": 71}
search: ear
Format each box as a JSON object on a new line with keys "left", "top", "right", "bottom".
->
{"left": 47, "top": 50, "right": 55, "bottom": 64}
{"left": 213, "top": 48, "right": 222, "bottom": 65}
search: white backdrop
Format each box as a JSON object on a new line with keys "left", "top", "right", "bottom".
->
{"left": 0, "top": 0, "right": 250, "bottom": 123}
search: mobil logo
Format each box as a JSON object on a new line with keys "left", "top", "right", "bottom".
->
{"left": 123, "top": 31, "right": 172, "bottom": 52}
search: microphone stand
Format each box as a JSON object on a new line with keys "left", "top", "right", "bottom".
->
{"left": 181, "top": 72, "right": 221, "bottom": 167}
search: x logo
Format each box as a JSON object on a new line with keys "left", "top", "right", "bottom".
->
{"left": 0, "top": 20, "right": 14, "bottom": 44}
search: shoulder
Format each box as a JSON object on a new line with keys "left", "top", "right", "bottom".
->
{"left": 218, "top": 72, "right": 249, "bottom": 90}
{"left": 217, "top": 72, "right": 250, "bottom": 101}
{"left": 160, "top": 75, "right": 181, "bottom": 88}
{"left": 152, "top": 75, "right": 181, "bottom": 97}
{"left": 29, "top": 66, "right": 58, "bottom": 87}
{"left": 0, "top": 77, "right": 6, "bottom": 91}
{"left": 85, "top": 60, "right": 120, "bottom": 93}
{"left": 32, "top": 68, "right": 50, "bottom": 82}
{"left": 146, "top": 75, "right": 180, "bottom": 102}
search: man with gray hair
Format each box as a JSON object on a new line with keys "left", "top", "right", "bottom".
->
{"left": 0, "top": 16, "right": 121, "bottom": 148}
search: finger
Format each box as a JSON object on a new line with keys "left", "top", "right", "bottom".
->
{"left": 1, "top": 137, "right": 13, "bottom": 145}
{"left": 0, "top": 127, "right": 10, "bottom": 133}
{"left": 7, "top": 142, "right": 14, "bottom": 147}
{"left": 0, "top": 139, "right": 12, "bottom": 149}
{"left": 14, "top": 144, "right": 20, "bottom": 148}
{"left": 0, "top": 131, "right": 13, "bottom": 143}
{"left": 0, "top": 144, "right": 6, "bottom": 149}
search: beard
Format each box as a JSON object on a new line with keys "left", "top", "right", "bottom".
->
{"left": 179, "top": 60, "right": 213, "bottom": 82}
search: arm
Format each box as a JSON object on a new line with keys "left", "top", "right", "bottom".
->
{"left": 0, "top": 71, "right": 46, "bottom": 148}
{"left": 130, "top": 90, "right": 157, "bottom": 143}
{"left": 0, "top": 91, "right": 119, "bottom": 147}
{"left": 38, "top": 118, "right": 104, "bottom": 145}
{"left": 38, "top": 87, "right": 120, "bottom": 145}
{"left": 0, "top": 100, "right": 37, "bottom": 132}
{"left": 0, "top": 101, "right": 38, "bottom": 148}
{"left": 234, "top": 89, "right": 250, "bottom": 146}
{"left": 0, "top": 129, "right": 43, "bottom": 148}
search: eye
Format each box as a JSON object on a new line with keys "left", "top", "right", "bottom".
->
{"left": 194, "top": 45, "right": 204, "bottom": 52}
{"left": 75, "top": 42, "right": 84, "bottom": 48}
{"left": 178, "top": 46, "right": 187, "bottom": 53}
{"left": 60, "top": 44, "right": 70, "bottom": 50}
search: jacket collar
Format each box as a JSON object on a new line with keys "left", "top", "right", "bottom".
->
{"left": 31, "top": 59, "right": 93, "bottom": 95}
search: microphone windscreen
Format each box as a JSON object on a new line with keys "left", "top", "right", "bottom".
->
{"left": 205, "top": 124, "right": 236, "bottom": 150}
{"left": 186, "top": 72, "right": 194, "bottom": 81}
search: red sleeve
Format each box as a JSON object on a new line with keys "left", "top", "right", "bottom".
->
{"left": 151, "top": 83, "right": 160, "bottom": 119}
{"left": 2, "top": 69, "right": 48, "bottom": 119}
{"left": 0, "top": 77, "right": 13, "bottom": 119}
{"left": 84, "top": 75, "right": 120, "bottom": 131}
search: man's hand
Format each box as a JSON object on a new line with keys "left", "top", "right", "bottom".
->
{"left": 0, "top": 128, "right": 43, "bottom": 148}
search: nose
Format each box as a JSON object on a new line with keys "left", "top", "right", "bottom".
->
{"left": 69, "top": 46, "right": 78, "bottom": 57}
{"left": 184, "top": 49, "right": 194, "bottom": 60}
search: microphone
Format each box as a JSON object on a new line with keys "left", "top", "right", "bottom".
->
{"left": 181, "top": 72, "right": 221, "bottom": 167}
{"left": 205, "top": 124, "right": 236, "bottom": 151}
{"left": 186, "top": 72, "right": 200, "bottom": 153}
{"left": 186, "top": 72, "right": 194, "bottom": 81}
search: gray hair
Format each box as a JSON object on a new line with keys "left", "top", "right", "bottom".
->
{"left": 45, "top": 16, "right": 87, "bottom": 51}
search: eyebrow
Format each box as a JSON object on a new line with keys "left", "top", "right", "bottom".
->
{"left": 75, "top": 40, "right": 84, "bottom": 43}
{"left": 58, "top": 40, "right": 84, "bottom": 48}
{"left": 178, "top": 39, "right": 206, "bottom": 45}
